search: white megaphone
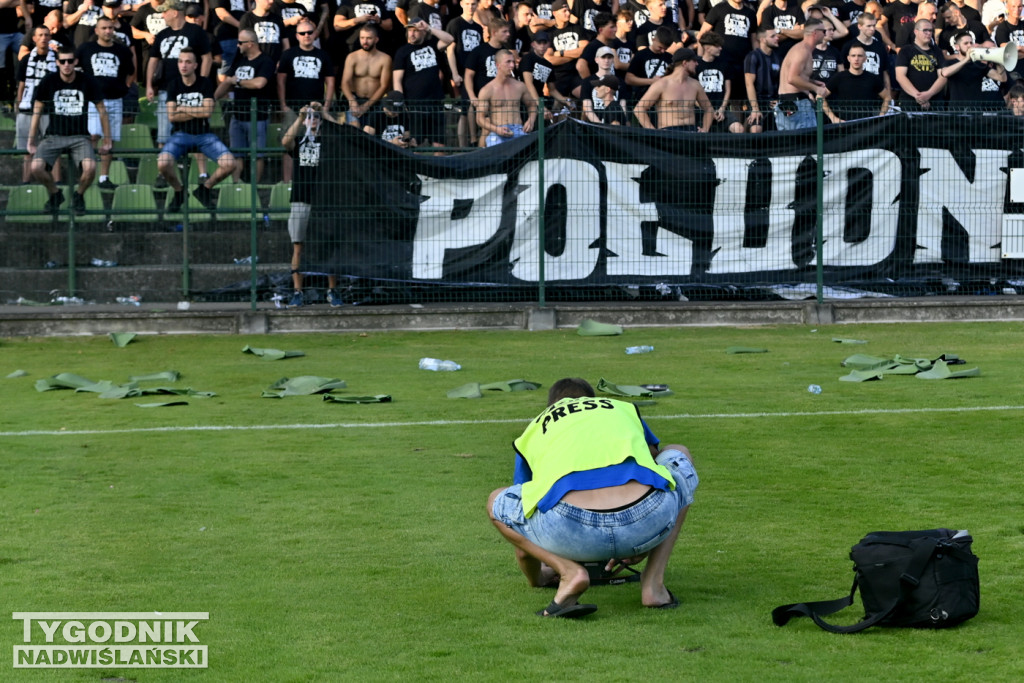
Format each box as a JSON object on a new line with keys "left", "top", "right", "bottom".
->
{"left": 970, "top": 43, "right": 1018, "bottom": 72}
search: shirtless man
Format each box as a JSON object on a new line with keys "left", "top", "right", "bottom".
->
{"left": 634, "top": 48, "right": 714, "bottom": 132}
{"left": 476, "top": 49, "right": 537, "bottom": 147}
{"left": 775, "top": 18, "right": 830, "bottom": 130}
{"left": 341, "top": 24, "right": 392, "bottom": 130}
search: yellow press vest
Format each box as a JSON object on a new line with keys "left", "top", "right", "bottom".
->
{"left": 513, "top": 397, "right": 675, "bottom": 517}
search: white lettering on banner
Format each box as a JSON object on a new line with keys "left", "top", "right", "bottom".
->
{"left": 603, "top": 162, "right": 694, "bottom": 275}
{"left": 510, "top": 159, "right": 602, "bottom": 281}
{"left": 412, "top": 174, "right": 506, "bottom": 279}
{"left": 817, "top": 149, "right": 901, "bottom": 266}
{"left": 708, "top": 155, "right": 804, "bottom": 273}
{"left": 914, "top": 148, "right": 1005, "bottom": 264}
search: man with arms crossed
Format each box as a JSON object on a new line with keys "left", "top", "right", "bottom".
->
{"left": 775, "top": 18, "right": 829, "bottom": 130}
{"left": 488, "top": 378, "right": 698, "bottom": 618}
{"left": 476, "top": 48, "right": 536, "bottom": 146}
{"left": 635, "top": 48, "right": 715, "bottom": 132}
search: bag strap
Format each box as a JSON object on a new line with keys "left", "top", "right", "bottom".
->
{"left": 772, "top": 536, "right": 940, "bottom": 633}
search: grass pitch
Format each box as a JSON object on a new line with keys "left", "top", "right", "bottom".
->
{"left": 2, "top": 323, "right": 1023, "bottom": 681}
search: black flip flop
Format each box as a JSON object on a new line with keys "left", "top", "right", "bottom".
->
{"left": 536, "top": 600, "right": 598, "bottom": 618}
{"left": 646, "top": 590, "right": 679, "bottom": 609}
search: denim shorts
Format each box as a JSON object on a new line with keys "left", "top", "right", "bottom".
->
{"left": 774, "top": 97, "right": 816, "bottom": 131}
{"left": 163, "top": 132, "right": 232, "bottom": 163}
{"left": 492, "top": 449, "right": 699, "bottom": 562}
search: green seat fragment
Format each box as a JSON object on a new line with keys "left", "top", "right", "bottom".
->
{"left": 479, "top": 379, "right": 541, "bottom": 392}
{"left": 261, "top": 376, "right": 347, "bottom": 397}
{"left": 447, "top": 383, "right": 483, "bottom": 399}
{"left": 242, "top": 345, "right": 306, "bottom": 360}
{"left": 725, "top": 346, "right": 768, "bottom": 354}
{"left": 109, "top": 332, "right": 137, "bottom": 347}
{"left": 596, "top": 378, "right": 673, "bottom": 398}
{"left": 322, "top": 394, "right": 392, "bottom": 403}
{"left": 577, "top": 319, "right": 623, "bottom": 336}
{"left": 916, "top": 360, "right": 980, "bottom": 380}
{"left": 130, "top": 370, "right": 181, "bottom": 382}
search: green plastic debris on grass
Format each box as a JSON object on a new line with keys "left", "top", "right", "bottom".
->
{"left": 7, "top": 370, "right": 28, "bottom": 378}
{"left": 135, "top": 401, "right": 189, "bottom": 407}
{"left": 35, "top": 373, "right": 97, "bottom": 392}
{"left": 100, "top": 386, "right": 216, "bottom": 399}
{"left": 916, "top": 360, "right": 981, "bottom": 380}
{"left": 261, "top": 376, "right": 347, "bottom": 398}
{"left": 832, "top": 338, "right": 868, "bottom": 344}
{"left": 577, "top": 319, "right": 623, "bottom": 336}
{"left": 725, "top": 346, "right": 768, "bottom": 354}
{"left": 839, "top": 369, "right": 885, "bottom": 382}
{"left": 130, "top": 370, "right": 181, "bottom": 382}
{"left": 596, "top": 378, "right": 674, "bottom": 398}
{"left": 447, "top": 383, "right": 483, "bottom": 399}
{"left": 242, "top": 345, "right": 306, "bottom": 361}
{"left": 322, "top": 394, "right": 392, "bottom": 403}
{"left": 109, "top": 332, "right": 137, "bottom": 347}
{"left": 480, "top": 379, "right": 541, "bottom": 392}
{"left": 840, "top": 354, "right": 892, "bottom": 370}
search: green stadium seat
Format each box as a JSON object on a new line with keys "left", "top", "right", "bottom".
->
{"left": 74, "top": 185, "right": 108, "bottom": 224}
{"left": 4, "top": 184, "right": 54, "bottom": 224}
{"left": 134, "top": 155, "right": 160, "bottom": 186}
{"left": 104, "top": 160, "right": 132, "bottom": 188}
{"left": 110, "top": 184, "right": 160, "bottom": 224}
{"left": 268, "top": 182, "right": 292, "bottom": 221}
{"left": 163, "top": 187, "right": 213, "bottom": 223}
{"left": 215, "top": 183, "right": 260, "bottom": 221}
{"left": 188, "top": 158, "right": 219, "bottom": 186}
{"left": 114, "top": 124, "right": 154, "bottom": 156}
{"left": 136, "top": 97, "right": 158, "bottom": 129}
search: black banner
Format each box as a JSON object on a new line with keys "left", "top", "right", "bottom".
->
{"left": 310, "top": 114, "right": 1024, "bottom": 299}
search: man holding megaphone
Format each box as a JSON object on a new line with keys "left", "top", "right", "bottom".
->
{"left": 939, "top": 30, "right": 1009, "bottom": 111}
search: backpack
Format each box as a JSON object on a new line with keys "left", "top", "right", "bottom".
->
{"left": 772, "top": 529, "right": 980, "bottom": 633}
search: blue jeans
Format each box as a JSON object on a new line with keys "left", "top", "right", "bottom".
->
{"left": 774, "top": 97, "right": 816, "bottom": 131}
{"left": 492, "top": 450, "right": 698, "bottom": 562}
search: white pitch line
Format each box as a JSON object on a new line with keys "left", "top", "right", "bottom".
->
{"left": 1, "top": 405, "right": 1023, "bottom": 438}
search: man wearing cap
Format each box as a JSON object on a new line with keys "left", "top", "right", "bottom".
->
{"left": 160, "top": 47, "right": 236, "bottom": 210}
{"left": 476, "top": 48, "right": 536, "bottom": 146}
{"left": 545, "top": 0, "right": 589, "bottom": 98}
{"left": 697, "top": 31, "right": 745, "bottom": 132}
{"left": 77, "top": 15, "right": 135, "bottom": 190}
{"left": 28, "top": 45, "right": 111, "bottom": 215}
{"left": 147, "top": 0, "right": 212, "bottom": 146}
{"left": 341, "top": 24, "right": 392, "bottom": 130}
{"left": 775, "top": 18, "right": 829, "bottom": 129}
{"left": 635, "top": 47, "right": 714, "bottom": 131}
{"left": 522, "top": 30, "right": 573, "bottom": 119}
{"left": 364, "top": 90, "right": 415, "bottom": 147}
{"left": 577, "top": 11, "right": 619, "bottom": 80}
{"left": 582, "top": 74, "right": 629, "bottom": 123}
{"left": 393, "top": 16, "right": 454, "bottom": 148}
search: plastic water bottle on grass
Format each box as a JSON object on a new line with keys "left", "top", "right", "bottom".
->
{"left": 625, "top": 346, "right": 654, "bottom": 355}
{"left": 419, "top": 358, "right": 461, "bottom": 371}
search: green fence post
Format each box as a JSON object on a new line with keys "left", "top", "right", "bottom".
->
{"left": 66, "top": 170, "right": 76, "bottom": 297}
{"left": 537, "top": 99, "right": 546, "bottom": 308}
{"left": 815, "top": 97, "right": 824, "bottom": 305}
{"left": 249, "top": 97, "right": 259, "bottom": 311}
{"left": 181, "top": 154, "right": 191, "bottom": 298}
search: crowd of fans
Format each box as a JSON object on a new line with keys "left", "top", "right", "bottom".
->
{"left": 5, "top": 0, "right": 1024, "bottom": 205}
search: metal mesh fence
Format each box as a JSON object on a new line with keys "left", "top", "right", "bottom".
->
{"left": 3, "top": 99, "right": 1024, "bottom": 307}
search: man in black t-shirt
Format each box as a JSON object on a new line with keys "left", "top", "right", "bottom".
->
{"left": 393, "top": 18, "right": 454, "bottom": 147}
{"left": 696, "top": 30, "right": 743, "bottom": 131}
{"left": 545, "top": 0, "right": 589, "bottom": 98}
{"left": 161, "top": 47, "right": 238, "bottom": 210}
{"left": 823, "top": 42, "right": 889, "bottom": 121}
{"left": 215, "top": 30, "right": 277, "bottom": 182}
{"left": 239, "top": 0, "right": 290, "bottom": 64}
{"left": 28, "top": 47, "right": 111, "bottom": 214}
{"left": 940, "top": 30, "right": 1007, "bottom": 111}
{"left": 277, "top": 17, "right": 335, "bottom": 180}
{"left": 699, "top": 0, "right": 757, "bottom": 103}
{"left": 147, "top": 0, "right": 213, "bottom": 145}
{"left": 895, "top": 19, "right": 946, "bottom": 110}
{"left": 521, "top": 31, "right": 573, "bottom": 117}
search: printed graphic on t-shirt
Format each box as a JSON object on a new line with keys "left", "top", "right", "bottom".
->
{"left": 160, "top": 35, "right": 192, "bottom": 59}
{"left": 54, "top": 89, "right": 86, "bottom": 116}
{"left": 723, "top": 13, "right": 750, "bottom": 38}
{"left": 410, "top": 46, "right": 438, "bottom": 71}
{"left": 532, "top": 62, "right": 552, "bottom": 82}
{"left": 698, "top": 67, "right": 724, "bottom": 94}
{"left": 255, "top": 21, "right": 282, "bottom": 43}
{"left": 177, "top": 91, "right": 205, "bottom": 107}
{"left": 864, "top": 51, "right": 880, "bottom": 74}
{"left": 645, "top": 59, "right": 667, "bottom": 78}
{"left": 381, "top": 123, "right": 406, "bottom": 141}
{"left": 235, "top": 65, "right": 256, "bottom": 80}
{"left": 90, "top": 53, "right": 121, "bottom": 78}
{"left": 461, "top": 31, "right": 480, "bottom": 52}
{"left": 293, "top": 55, "right": 322, "bottom": 78}
{"left": 553, "top": 32, "right": 581, "bottom": 51}
{"left": 298, "top": 138, "right": 320, "bottom": 166}
{"left": 147, "top": 14, "right": 168, "bottom": 34}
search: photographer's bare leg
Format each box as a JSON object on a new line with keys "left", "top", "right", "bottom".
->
{"left": 640, "top": 443, "right": 692, "bottom": 607}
